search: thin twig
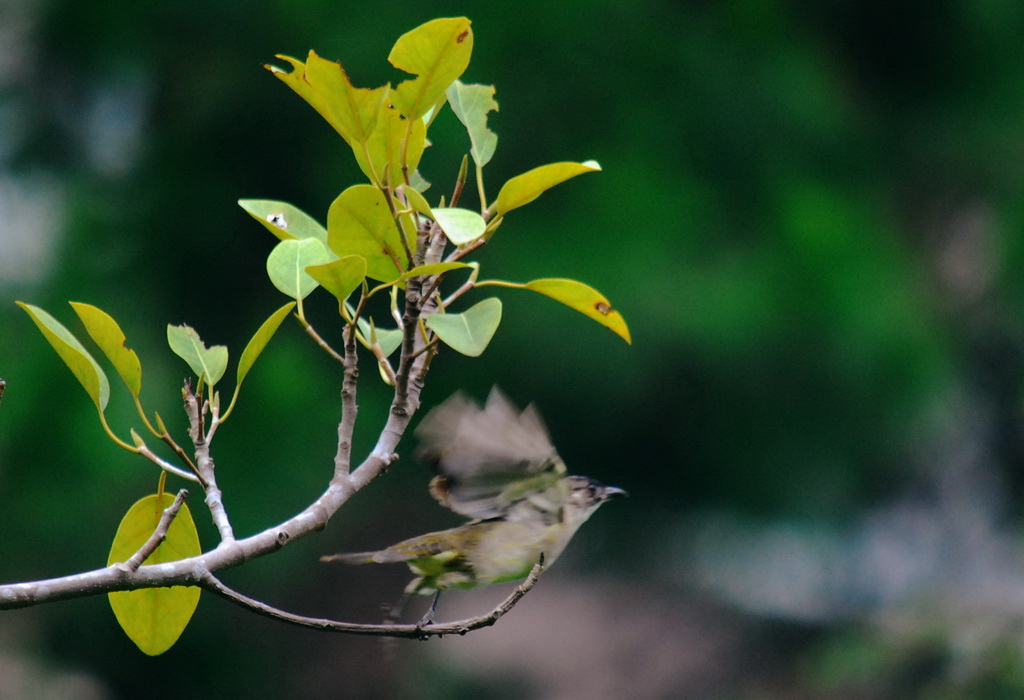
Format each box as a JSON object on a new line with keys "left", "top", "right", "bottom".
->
{"left": 114, "top": 489, "right": 189, "bottom": 574}
{"left": 200, "top": 557, "right": 545, "bottom": 638}
{"left": 407, "top": 336, "right": 439, "bottom": 362}
{"left": 444, "top": 237, "right": 487, "bottom": 263}
{"left": 441, "top": 278, "right": 476, "bottom": 309}
{"left": 298, "top": 315, "right": 345, "bottom": 364}
{"left": 136, "top": 444, "right": 202, "bottom": 484}
{"left": 153, "top": 411, "right": 200, "bottom": 475}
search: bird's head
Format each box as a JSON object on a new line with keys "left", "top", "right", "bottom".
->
{"left": 563, "top": 475, "right": 627, "bottom": 527}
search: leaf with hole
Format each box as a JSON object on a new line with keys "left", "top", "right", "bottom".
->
{"left": 238, "top": 200, "right": 328, "bottom": 244}
{"left": 446, "top": 80, "right": 498, "bottom": 167}
{"left": 425, "top": 297, "right": 502, "bottom": 357}
{"left": 524, "top": 278, "right": 631, "bottom": 344}
{"left": 107, "top": 493, "right": 201, "bottom": 656}
{"left": 388, "top": 17, "right": 474, "bottom": 121}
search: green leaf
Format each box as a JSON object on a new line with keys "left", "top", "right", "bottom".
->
{"left": 267, "top": 51, "right": 389, "bottom": 148}
{"left": 494, "top": 160, "right": 602, "bottom": 217}
{"left": 306, "top": 255, "right": 367, "bottom": 308}
{"left": 524, "top": 278, "right": 631, "bottom": 344}
{"left": 408, "top": 169, "right": 431, "bottom": 193}
{"left": 17, "top": 302, "right": 110, "bottom": 411}
{"left": 238, "top": 199, "right": 328, "bottom": 245}
{"left": 425, "top": 297, "right": 502, "bottom": 357}
{"left": 388, "top": 17, "right": 474, "bottom": 120}
{"left": 356, "top": 316, "right": 403, "bottom": 358}
{"left": 236, "top": 301, "right": 296, "bottom": 387}
{"left": 166, "top": 324, "right": 229, "bottom": 386}
{"left": 327, "top": 184, "right": 408, "bottom": 282}
{"left": 375, "top": 328, "right": 404, "bottom": 357}
{"left": 432, "top": 207, "right": 486, "bottom": 245}
{"left": 107, "top": 493, "right": 202, "bottom": 656}
{"left": 69, "top": 302, "right": 142, "bottom": 398}
{"left": 446, "top": 80, "right": 498, "bottom": 167}
{"left": 266, "top": 238, "right": 334, "bottom": 300}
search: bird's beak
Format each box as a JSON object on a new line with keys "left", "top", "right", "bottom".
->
{"left": 602, "top": 485, "right": 628, "bottom": 500}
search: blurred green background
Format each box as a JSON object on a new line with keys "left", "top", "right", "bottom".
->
{"left": 4, "top": 1, "right": 1024, "bottom": 697}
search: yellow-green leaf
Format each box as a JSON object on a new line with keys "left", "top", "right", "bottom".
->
{"left": 425, "top": 297, "right": 502, "bottom": 357}
{"left": 107, "top": 493, "right": 201, "bottom": 656}
{"left": 306, "top": 255, "right": 367, "bottom": 310}
{"left": 408, "top": 169, "right": 431, "bottom": 193}
{"left": 355, "top": 103, "right": 427, "bottom": 187}
{"left": 524, "top": 278, "right": 631, "bottom": 344}
{"left": 327, "top": 185, "right": 408, "bottom": 282}
{"left": 70, "top": 302, "right": 142, "bottom": 397}
{"left": 166, "top": 324, "right": 229, "bottom": 386}
{"left": 238, "top": 199, "right": 328, "bottom": 245}
{"left": 266, "top": 237, "right": 334, "bottom": 300}
{"left": 402, "top": 186, "right": 434, "bottom": 218}
{"left": 398, "top": 261, "right": 471, "bottom": 282}
{"left": 494, "top": 161, "right": 602, "bottom": 217}
{"left": 388, "top": 17, "right": 474, "bottom": 121}
{"left": 237, "top": 301, "right": 296, "bottom": 387}
{"left": 17, "top": 302, "right": 110, "bottom": 410}
{"left": 267, "top": 52, "right": 389, "bottom": 148}
{"left": 446, "top": 80, "right": 498, "bottom": 167}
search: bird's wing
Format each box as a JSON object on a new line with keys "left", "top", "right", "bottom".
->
{"left": 415, "top": 387, "right": 567, "bottom": 519}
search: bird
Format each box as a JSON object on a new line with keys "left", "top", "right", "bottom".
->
{"left": 321, "top": 387, "right": 627, "bottom": 624}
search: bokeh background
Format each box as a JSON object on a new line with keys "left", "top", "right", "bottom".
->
{"left": 4, "top": 1, "right": 1024, "bottom": 697}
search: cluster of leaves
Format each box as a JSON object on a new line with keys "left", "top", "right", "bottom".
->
{"left": 251, "top": 16, "right": 629, "bottom": 364}
{"left": 11, "top": 16, "right": 628, "bottom": 655}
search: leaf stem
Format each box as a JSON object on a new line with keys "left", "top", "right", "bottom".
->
{"left": 475, "top": 164, "right": 487, "bottom": 213}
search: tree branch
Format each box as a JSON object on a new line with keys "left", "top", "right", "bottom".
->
{"left": 113, "top": 489, "right": 189, "bottom": 574}
{"left": 333, "top": 324, "right": 359, "bottom": 482}
{"left": 200, "top": 557, "right": 545, "bottom": 638}
{"left": 0, "top": 382, "right": 422, "bottom": 609}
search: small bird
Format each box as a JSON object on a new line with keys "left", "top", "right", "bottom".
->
{"left": 321, "top": 387, "right": 626, "bottom": 623}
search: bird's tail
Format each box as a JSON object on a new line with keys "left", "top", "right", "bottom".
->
{"left": 320, "top": 551, "right": 378, "bottom": 565}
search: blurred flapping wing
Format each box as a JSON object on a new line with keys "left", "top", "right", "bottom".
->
{"left": 415, "top": 387, "right": 566, "bottom": 519}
